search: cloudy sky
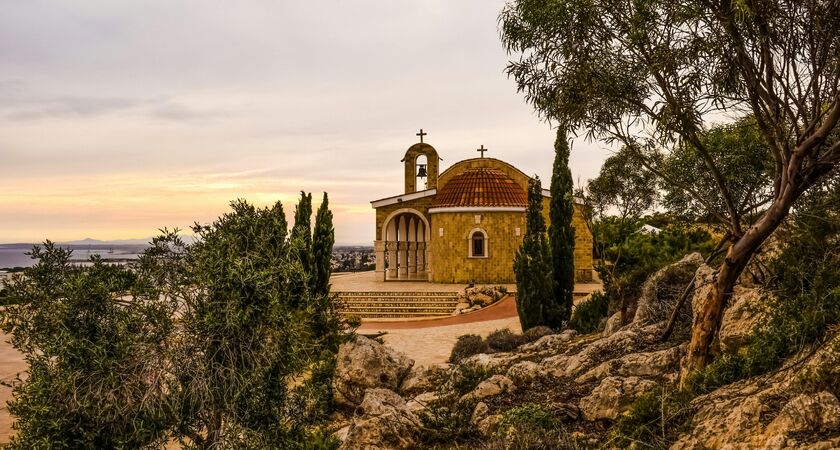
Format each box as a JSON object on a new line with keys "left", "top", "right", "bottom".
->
{"left": 0, "top": 0, "right": 612, "bottom": 244}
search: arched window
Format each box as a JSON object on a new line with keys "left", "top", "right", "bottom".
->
{"left": 469, "top": 229, "right": 488, "bottom": 258}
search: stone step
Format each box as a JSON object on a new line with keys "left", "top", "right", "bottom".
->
{"left": 336, "top": 290, "right": 461, "bottom": 318}
{"left": 335, "top": 292, "right": 459, "bottom": 298}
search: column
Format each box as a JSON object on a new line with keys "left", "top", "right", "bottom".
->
{"left": 374, "top": 240, "right": 386, "bottom": 280}
{"left": 386, "top": 241, "right": 398, "bottom": 279}
{"left": 408, "top": 218, "right": 417, "bottom": 274}
{"left": 398, "top": 217, "right": 408, "bottom": 277}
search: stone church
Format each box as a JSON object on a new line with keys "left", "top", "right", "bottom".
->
{"left": 371, "top": 133, "right": 593, "bottom": 284}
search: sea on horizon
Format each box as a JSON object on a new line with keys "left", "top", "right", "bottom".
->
{"left": 0, "top": 243, "right": 148, "bottom": 270}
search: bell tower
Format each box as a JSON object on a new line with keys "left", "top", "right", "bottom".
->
{"left": 402, "top": 129, "right": 440, "bottom": 193}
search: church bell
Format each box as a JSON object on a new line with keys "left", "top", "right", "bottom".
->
{"left": 416, "top": 164, "right": 428, "bottom": 178}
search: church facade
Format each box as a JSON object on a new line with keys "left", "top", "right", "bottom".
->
{"left": 371, "top": 137, "right": 594, "bottom": 284}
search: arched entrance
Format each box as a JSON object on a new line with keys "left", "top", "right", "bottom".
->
{"left": 377, "top": 208, "right": 431, "bottom": 281}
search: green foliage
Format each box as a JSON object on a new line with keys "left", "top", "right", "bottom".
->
{"left": 515, "top": 176, "right": 561, "bottom": 330}
{"left": 1, "top": 196, "right": 344, "bottom": 449}
{"left": 312, "top": 192, "right": 335, "bottom": 298}
{"left": 498, "top": 404, "right": 557, "bottom": 434}
{"left": 568, "top": 291, "right": 609, "bottom": 334}
{"left": 596, "top": 222, "right": 716, "bottom": 317}
{"left": 1, "top": 243, "right": 175, "bottom": 449}
{"left": 449, "top": 334, "right": 488, "bottom": 364}
{"left": 607, "top": 386, "right": 694, "bottom": 450}
{"left": 586, "top": 146, "right": 658, "bottom": 224}
{"left": 687, "top": 177, "right": 840, "bottom": 393}
{"left": 549, "top": 128, "right": 576, "bottom": 323}
{"left": 660, "top": 118, "right": 773, "bottom": 224}
{"left": 522, "top": 325, "right": 554, "bottom": 342}
{"left": 418, "top": 364, "right": 491, "bottom": 446}
{"left": 486, "top": 328, "right": 528, "bottom": 352}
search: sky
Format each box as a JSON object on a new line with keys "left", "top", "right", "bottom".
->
{"left": 0, "top": 0, "right": 613, "bottom": 245}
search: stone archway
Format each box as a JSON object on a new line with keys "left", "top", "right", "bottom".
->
{"left": 376, "top": 208, "right": 431, "bottom": 281}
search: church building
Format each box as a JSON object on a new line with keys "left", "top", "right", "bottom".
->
{"left": 371, "top": 132, "right": 593, "bottom": 284}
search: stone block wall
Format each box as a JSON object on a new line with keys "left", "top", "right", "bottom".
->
{"left": 430, "top": 211, "right": 525, "bottom": 283}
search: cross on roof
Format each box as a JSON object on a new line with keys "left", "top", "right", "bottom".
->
{"left": 477, "top": 145, "right": 488, "bottom": 158}
{"left": 416, "top": 128, "right": 427, "bottom": 143}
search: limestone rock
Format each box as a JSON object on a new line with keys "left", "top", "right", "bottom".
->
{"left": 576, "top": 345, "right": 683, "bottom": 384}
{"left": 477, "top": 414, "right": 502, "bottom": 436}
{"left": 578, "top": 376, "right": 658, "bottom": 420}
{"left": 333, "top": 336, "right": 414, "bottom": 407}
{"left": 400, "top": 365, "right": 434, "bottom": 396}
{"left": 765, "top": 391, "right": 840, "bottom": 437}
{"left": 406, "top": 391, "right": 439, "bottom": 414}
{"left": 545, "top": 328, "right": 645, "bottom": 378}
{"left": 719, "top": 287, "right": 764, "bottom": 352}
{"left": 602, "top": 312, "right": 624, "bottom": 337}
{"left": 506, "top": 360, "right": 543, "bottom": 383}
{"left": 470, "top": 401, "right": 490, "bottom": 425}
{"left": 461, "top": 375, "right": 515, "bottom": 401}
{"left": 461, "top": 351, "right": 526, "bottom": 372}
{"left": 633, "top": 252, "right": 703, "bottom": 327}
{"left": 340, "top": 388, "right": 421, "bottom": 450}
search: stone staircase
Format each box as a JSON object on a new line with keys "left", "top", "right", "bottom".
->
{"left": 336, "top": 291, "right": 461, "bottom": 319}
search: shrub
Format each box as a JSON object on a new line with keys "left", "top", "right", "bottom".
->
{"left": 568, "top": 291, "right": 609, "bottom": 334}
{"left": 450, "top": 334, "right": 488, "bottom": 363}
{"left": 498, "top": 403, "right": 557, "bottom": 434}
{"left": 478, "top": 425, "right": 578, "bottom": 450}
{"left": 607, "top": 385, "right": 694, "bottom": 450}
{"left": 523, "top": 325, "right": 555, "bottom": 343}
{"left": 418, "top": 364, "right": 491, "bottom": 446}
{"left": 486, "top": 328, "right": 528, "bottom": 352}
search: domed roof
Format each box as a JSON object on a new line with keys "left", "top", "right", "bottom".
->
{"left": 432, "top": 167, "right": 527, "bottom": 208}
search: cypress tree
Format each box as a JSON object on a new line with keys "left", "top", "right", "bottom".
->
{"left": 514, "top": 176, "right": 560, "bottom": 330}
{"left": 311, "top": 193, "right": 335, "bottom": 297}
{"left": 292, "top": 191, "right": 313, "bottom": 249}
{"left": 549, "top": 128, "right": 576, "bottom": 322}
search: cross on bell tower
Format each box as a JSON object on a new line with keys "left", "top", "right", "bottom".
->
{"left": 477, "top": 145, "right": 488, "bottom": 158}
{"left": 416, "top": 128, "right": 427, "bottom": 143}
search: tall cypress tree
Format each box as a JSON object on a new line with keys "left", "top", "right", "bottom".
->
{"left": 292, "top": 191, "right": 313, "bottom": 270}
{"left": 514, "top": 176, "right": 561, "bottom": 330}
{"left": 311, "top": 193, "right": 334, "bottom": 297}
{"left": 549, "top": 128, "right": 576, "bottom": 322}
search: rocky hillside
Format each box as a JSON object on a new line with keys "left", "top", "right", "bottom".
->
{"left": 328, "top": 254, "right": 840, "bottom": 449}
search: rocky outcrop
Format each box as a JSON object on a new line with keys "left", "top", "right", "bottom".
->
{"left": 576, "top": 344, "right": 683, "bottom": 384}
{"left": 400, "top": 365, "right": 433, "bottom": 396}
{"left": 673, "top": 337, "right": 840, "bottom": 449}
{"left": 340, "top": 388, "right": 421, "bottom": 450}
{"left": 333, "top": 336, "right": 414, "bottom": 407}
{"left": 462, "top": 374, "right": 516, "bottom": 401}
{"left": 633, "top": 252, "right": 704, "bottom": 327}
{"left": 578, "top": 376, "right": 658, "bottom": 420}
{"left": 719, "top": 286, "right": 765, "bottom": 352}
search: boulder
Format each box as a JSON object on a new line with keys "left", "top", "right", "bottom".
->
{"left": 719, "top": 287, "right": 764, "bottom": 352}
{"left": 477, "top": 414, "right": 502, "bottom": 436}
{"left": 406, "top": 391, "right": 439, "bottom": 414}
{"left": 506, "top": 361, "right": 544, "bottom": 383}
{"left": 470, "top": 401, "right": 490, "bottom": 426}
{"left": 400, "top": 365, "right": 434, "bottom": 396}
{"left": 602, "top": 312, "right": 624, "bottom": 337}
{"left": 633, "top": 252, "right": 703, "bottom": 327}
{"left": 333, "top": 336, "right": 414, "bottom": 407}
{"left": 461, "top": 375, "right": 516, "bottom": 401}
{"left": 544, "top": 327, "right": 647, "bottom": 378}
{"left": 765, "top": 391, "right": 840, "bottom": 436}
{"left": 340, "top": 388, "right": 421, "bottom": 450}
{"left": 576, "top": 345, "right": 683, "bottom": 384}
{"left": 578, "top": 376, "right": 658, "bottom": 420}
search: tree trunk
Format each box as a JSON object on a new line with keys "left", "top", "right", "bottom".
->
{"left": 680, "top": 194, "right": 796, "bottom": 383}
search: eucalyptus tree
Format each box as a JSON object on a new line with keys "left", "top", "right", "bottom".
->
{"left": 501, "top": 0, "right": 840, "bottom": 376}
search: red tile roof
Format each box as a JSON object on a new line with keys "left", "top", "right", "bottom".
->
{"left": 432, "top": 167, "right": 527, "bottom": 208}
